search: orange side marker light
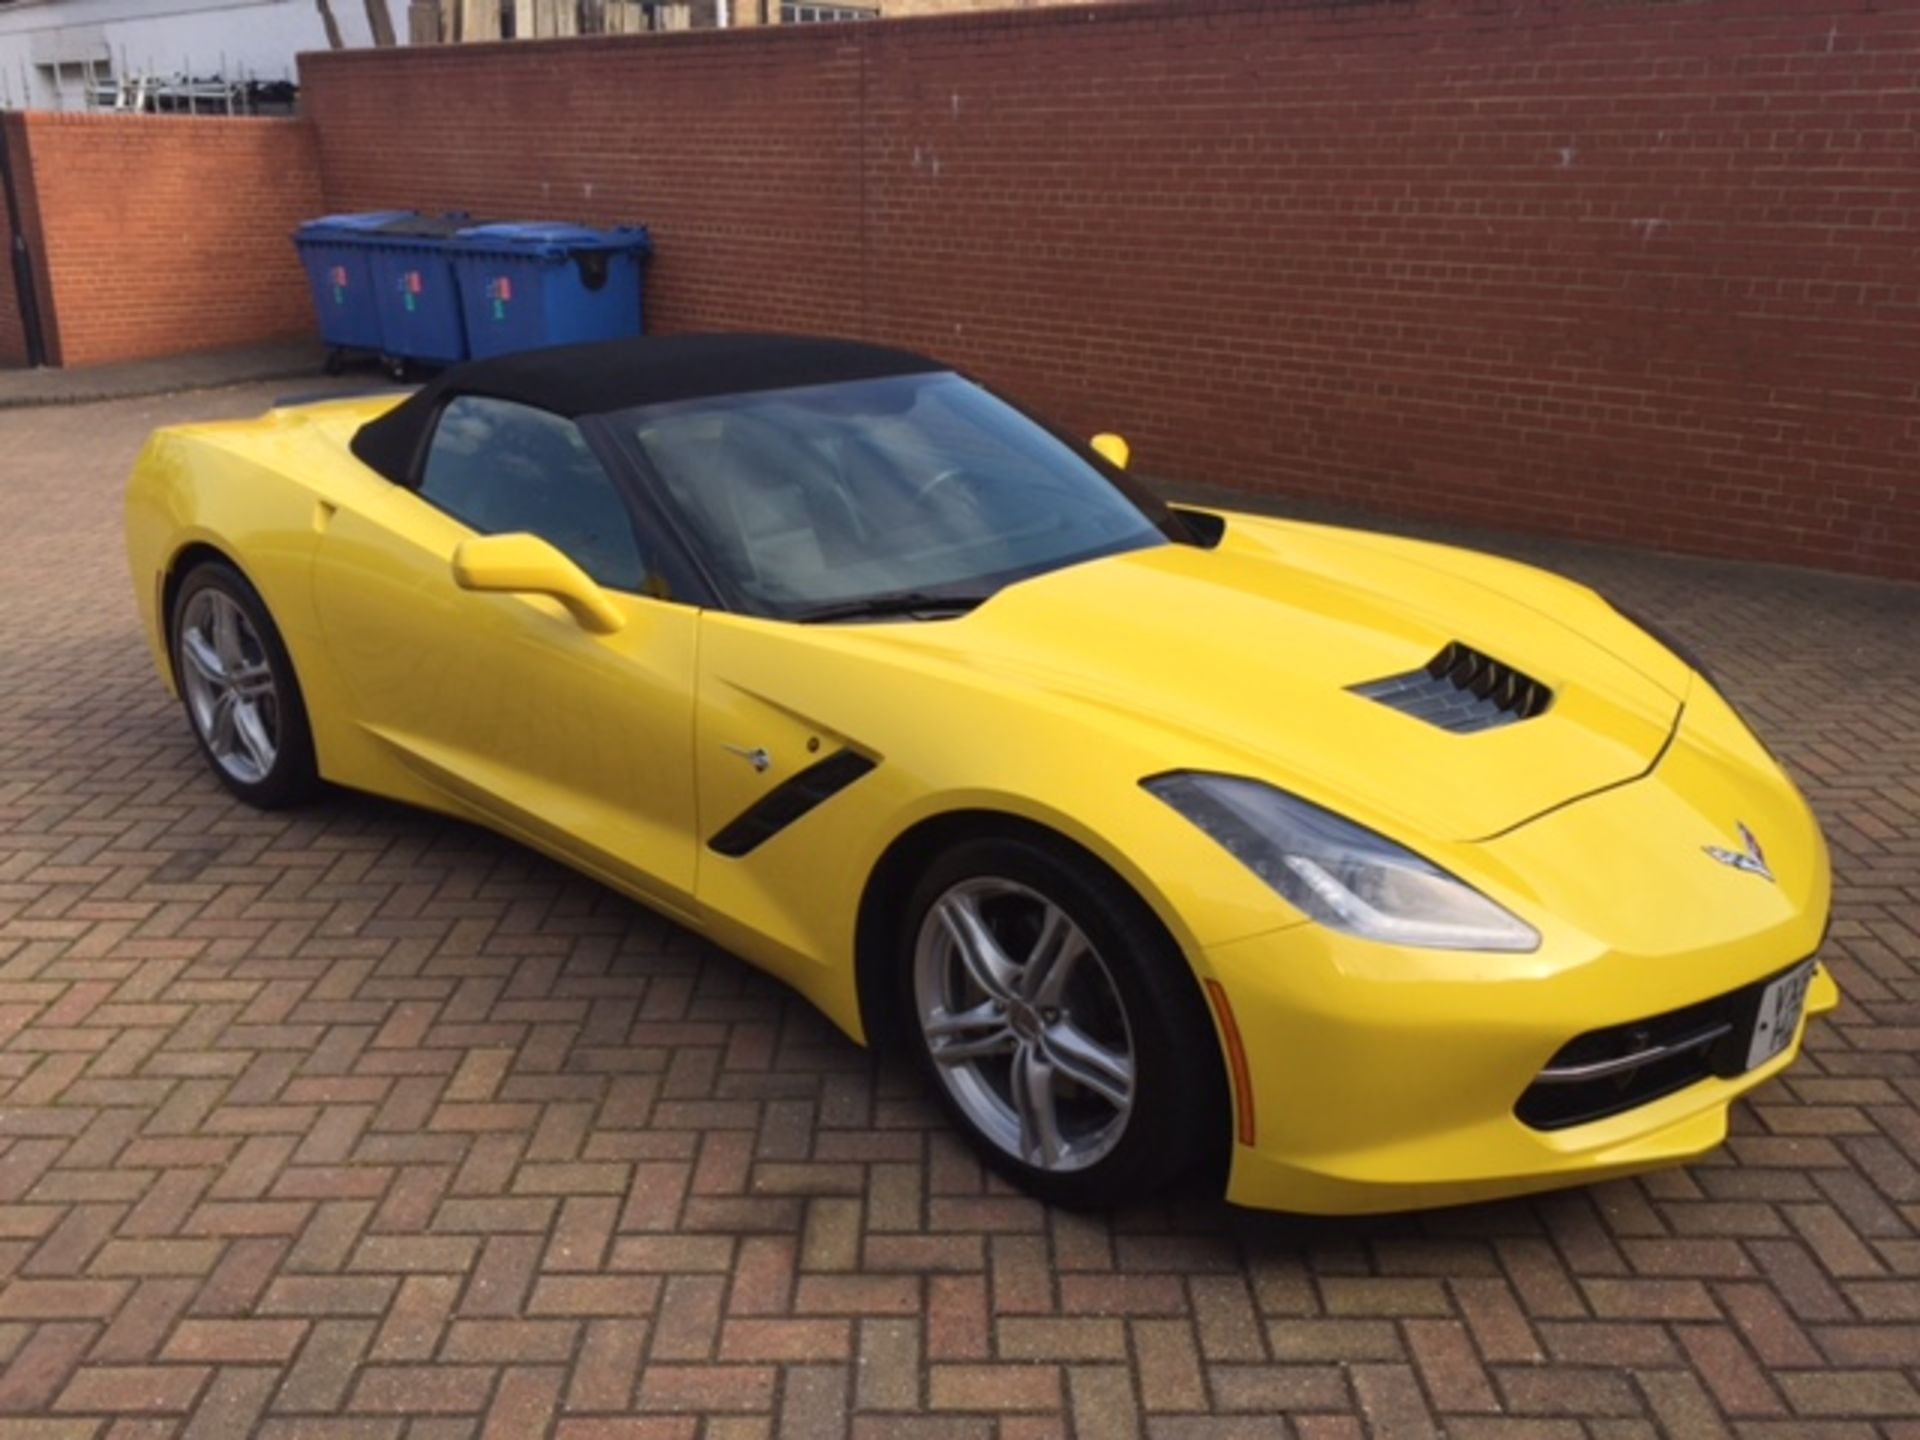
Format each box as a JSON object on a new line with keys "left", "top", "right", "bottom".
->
{"left": 1204, "top": 978, "right": 1256, "bottom": 1148}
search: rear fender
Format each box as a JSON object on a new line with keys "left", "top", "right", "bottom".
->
{"left": 126, "top": 425, "right": 354, "bottom": 775}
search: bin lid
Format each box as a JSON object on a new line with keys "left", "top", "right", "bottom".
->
{"left": 294, "top": 209, "right": 419, "bottom": 238}
{"left": 453, "top": 222, "right": 652, "bottom": 259}
{"left": 375, "top": 213, "right": 475, "bottom": 239}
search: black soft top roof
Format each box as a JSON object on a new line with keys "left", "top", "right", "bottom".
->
{"left": 349, "top": 332, "right": 947, "bottom": 484}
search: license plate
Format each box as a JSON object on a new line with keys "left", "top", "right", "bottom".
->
{"left": 1744, "top": 961, "right": 1815, "bottom": 1072}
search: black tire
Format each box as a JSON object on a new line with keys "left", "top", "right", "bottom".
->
{"left": 168, "top": 559, "right": 321, "bottom": 809}
{"left": 896, "top": 832, "right": 1227, "bottom": 1209}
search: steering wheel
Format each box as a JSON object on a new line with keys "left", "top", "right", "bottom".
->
{"left": 915, "top": 466, "right": 975, "bottom": 505}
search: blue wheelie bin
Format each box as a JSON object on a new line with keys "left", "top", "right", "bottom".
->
{"left": 291, "top": 211, "right": 418, "bottom": 370}
{"left": 450, "top": 223, "right": 652, "bottom": 360}
{"left": 364, "top": 214, "right": 474, "bottom": 373}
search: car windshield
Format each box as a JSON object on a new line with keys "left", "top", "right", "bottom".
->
{"left": 615, "top": 371, "right": 1173, "bottom": 619}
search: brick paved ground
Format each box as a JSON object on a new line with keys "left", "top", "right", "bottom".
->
{"left": 1, "top": 381, "right": 1917, "bottom": 1439}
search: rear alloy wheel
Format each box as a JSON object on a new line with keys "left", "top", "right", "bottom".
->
{"left": 901, "top": 836, "right": 1224, "bottom": 1208}
{"left": 171, "top": 561, "right": 319, "bottom": 808}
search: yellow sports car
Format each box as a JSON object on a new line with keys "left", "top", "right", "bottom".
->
{"left": 125, "top": 334, "right": 1837, "bottom": 1214}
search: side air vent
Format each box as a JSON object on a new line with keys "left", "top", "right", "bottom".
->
{"left": 707, "top": 750, "right": 877, "bottom": 858}
{"left": 1350, "top": 642, "right": 1552, "bottom": 734}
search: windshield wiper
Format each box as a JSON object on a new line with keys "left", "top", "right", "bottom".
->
{"left": 790, "top": 590, "right": 993, "bottom": 624}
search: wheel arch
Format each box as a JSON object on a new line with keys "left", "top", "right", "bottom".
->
{"left": 157, "top": 538, "right": 285, "bottom": 693}
{"left": 852, "top": 806, "right": 1234, "bottom": 1190}
{"left": 854, "top": 808, "right": 1207, "bottom": 1042}
{"left": 159, "top": 541, "right": 241, "bottom": 675}
{"left": 159, "top": 538, "right": 325, "bottom": 806}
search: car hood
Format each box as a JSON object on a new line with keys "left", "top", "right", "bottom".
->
{"left": 859, "top": 513, "right": 1686, "bottom": 843}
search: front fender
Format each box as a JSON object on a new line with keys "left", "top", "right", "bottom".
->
{"left": 689, "top": 612, "right": 1307, "bottom": 1041}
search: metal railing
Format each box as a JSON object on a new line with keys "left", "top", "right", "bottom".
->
{"left": 0, "top": 54, "right": 298, "bottom": 115}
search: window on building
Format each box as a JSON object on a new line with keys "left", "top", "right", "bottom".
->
{"left": 780, "top": 3, "right": 876, "bottom": 21}
{"left": 34, "top": 60, "right": 113, "bottom": 109}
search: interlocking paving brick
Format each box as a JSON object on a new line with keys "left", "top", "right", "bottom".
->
{"left": 0, "top": 381, "right": 1917, "bottom": 1434}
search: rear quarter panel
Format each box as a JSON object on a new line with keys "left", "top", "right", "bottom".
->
{"left": 123, "top": 397, "right": 405, "bottom": 771}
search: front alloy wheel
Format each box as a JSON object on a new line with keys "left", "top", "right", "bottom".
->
{"left": 899, "top": 835, "right": 1226, "bottom": 1208}
{"left": 915, "top": 878, "right": 1136, "bottom": 1172}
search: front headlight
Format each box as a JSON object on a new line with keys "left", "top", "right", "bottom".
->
{"left": 1145, "top": 773, "right": 1539, "bottom": 953}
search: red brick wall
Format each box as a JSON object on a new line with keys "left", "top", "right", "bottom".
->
{"left": 305, "top": 30, "right": 867, "bottom": 337}
{"left": 9, "top": 113, "right": 323, "bottom": 368}
{"left": 299, "top": 0, "right": 1920, "bottom": 579}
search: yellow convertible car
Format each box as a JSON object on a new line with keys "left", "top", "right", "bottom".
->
{"left": 125, "top": 334, "right": 1837, "bottom": 1214}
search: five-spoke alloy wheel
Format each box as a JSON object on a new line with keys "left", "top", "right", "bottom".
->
{"left": 899, "top": 834, "right": 1226, "bottom": 1208}
{"left": 170, "top": 560, "right": 319, "bottom": 808}
{"left": 915, "top": 877, "right": 1136, "bottom": 1172}
{"left": 178, "top": 587, "right": 282, "bottom": 785}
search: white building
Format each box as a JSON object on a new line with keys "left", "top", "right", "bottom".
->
{"left": 0, "top": 0, "right": 378, "bottom": 110}
{"left": 0, "top": 0, "right": 1098, "bottom": 110}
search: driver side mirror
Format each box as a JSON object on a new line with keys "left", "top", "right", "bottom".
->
{"left": 1089, "top": 433, "right": 1131, "bottom": 471}
{"left": 451, "top": 533, "right": 626, "bottom": 635}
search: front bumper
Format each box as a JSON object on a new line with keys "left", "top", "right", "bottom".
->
{"left": 1206, "top": 687, "right": 1836, "bottom": 1216}
{"left": 1212, "top": 927, "right": 1836, "bottom": 1214}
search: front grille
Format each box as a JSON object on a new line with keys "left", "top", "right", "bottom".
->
{"left": 1351, "top": 641, "right": 1552, "bottom": 734}
{"left": 1515, "top": 963, "right": 1805, "bottom": 1131}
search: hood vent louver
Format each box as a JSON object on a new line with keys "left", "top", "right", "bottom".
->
{"left": 1350, "top": 641, "right": 1552, "bottom": 734}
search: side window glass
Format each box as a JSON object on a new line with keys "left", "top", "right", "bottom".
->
{"left": 420, "top": 396, "right": 649, "bottom": 593}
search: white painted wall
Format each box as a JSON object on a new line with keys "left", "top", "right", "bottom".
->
{"left": 0, "top": 0, "right": 377, "bottom": 109}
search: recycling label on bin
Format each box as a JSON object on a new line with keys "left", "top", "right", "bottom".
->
{"left": 486, "top": 275, "right": 512, "bottom": 322}
{"left": 399, "top": 270, "right": 426, "bottom": 313}
{"left": 328, "top": 265, "right": 349, "bottom": 306}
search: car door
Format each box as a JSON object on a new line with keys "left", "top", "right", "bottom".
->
{"left": 310, "top": 393, "right": 701, "bottom": 918}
